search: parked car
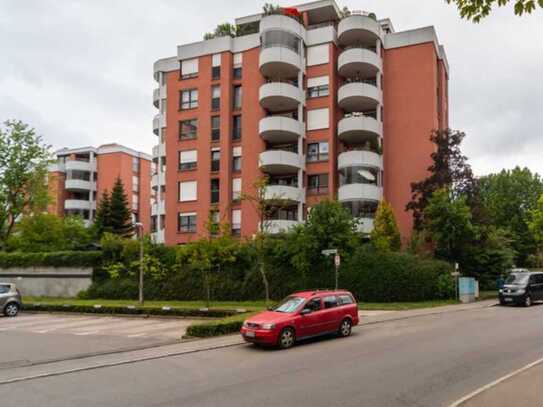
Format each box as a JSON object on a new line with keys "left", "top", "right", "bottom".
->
{"left": 240, "top": 290, "right": 359, "bottom": 349}
{"left": 499, "top": 272, "right": 543, "bottom": 307}
{"left": 0, "top": 283, "right": 22, "bottom": 317}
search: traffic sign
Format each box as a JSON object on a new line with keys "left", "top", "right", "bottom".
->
{"left": 321, "top": 249, "right": 337, "bottom": 256}
{"left": 334, "top": 254, "right": 341, "bottom": 267}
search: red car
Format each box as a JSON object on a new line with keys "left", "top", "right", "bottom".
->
{"left": 240, "top": 290, "right": 359, "bottom": 349}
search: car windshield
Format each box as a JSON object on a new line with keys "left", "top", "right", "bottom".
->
{"left": 273, "top": 296, "right": 305, "bottom": 313}
{"left": 505, "top": 273, "right": 530, "bottom": 285}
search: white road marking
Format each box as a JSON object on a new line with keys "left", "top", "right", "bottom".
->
{"left": 447, "top": 356, "right": 543, "bottom": 407}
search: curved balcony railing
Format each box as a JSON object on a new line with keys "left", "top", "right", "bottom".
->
{"left": 338, "top": 47, "right": 382, "bottom": 79}
{"left": 64, "top": 199, "right": 95, "bottom": 211}
{"left": 264, "top": 185, "right": 304, "bottom": 203}
{"left": 65, "top": 179, "right": 96, "bottom": 192}
{"left": 337, "top": 115, "right": 382, "bottom": 143}
{"left": 338, "top": 14, "right": 382, "bottom": 47}
{"left": 259, "top": 46, "right": 303, "bottom": 79}
{"left": 259, "top": 82, "right": 304, "bottom": 112}
{"left": 338, "top": 183, "right": 383, "bottom": 203}
{"left": 338, "top": 81, "right": 382, "bottom": 112}
{"left": 338, "top": 150, "right": 383, "bottom": 171}
{"left": 259, "top": 150, "right": 304, "bottom": 174}
{"left": 259, "top": 116, "right": 304, "bottom": 143}
{"left": 259, "top": 14, "right": 306, "bottom": 40}
{"left": 262, "top": 219, "right": 301, "bottom": 234}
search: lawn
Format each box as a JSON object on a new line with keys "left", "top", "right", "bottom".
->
{"left": 24, "top": 297, "right": 460, "bottom": 311}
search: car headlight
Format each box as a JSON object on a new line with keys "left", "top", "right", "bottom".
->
{"left": 499, "top": 289, "right": 503, "bottom": 294}
{"left": 242, "top": 321, "right": 249, "bottom": 328}
{"left": 517, "top": 289, "right": 525, "bottom": 294}
{"left": 261, "top": 323, "right": 276, "bottom": 330}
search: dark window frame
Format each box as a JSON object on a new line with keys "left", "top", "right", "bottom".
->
{"left": 211, "top": 116, "right": 220, "bottom": 142}
{"left": 307, "top": 173, "right": 329, "bottom": 195}
{"left": 180, "top": 88, "right": 198, "bottom": 110}
{"left": 178, "top": 214, "right": 197, "bottom": 233}
{"left": 210, "top": 178, "right": 220, "bottom": 204}
{"left": 179, "top": 119, "right": 198, "bottom": 140}
{"left": 232, "top": 115, "right": 242, "bottom": 141}
{"left": 307, "top": 84, "right": 329, "bottom": 98}
{"left": 307, "top": 142, "right": 329, "bottom": 162}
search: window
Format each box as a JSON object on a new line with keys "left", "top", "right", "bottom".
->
{"left": 307, "top": 44, "right": 329, "bottom": 66}
{"left": 179, "top": 119, "right": 197, "bottom": 140}
{"left": 307, "top": 108, "right": 329, "bottom": 130}
{"left": 210, "top": 210, "right": 220, "bottom": 235}
{"left": 211, "top": 85, "right": 220, "bottom": 111}
{"left": 179, "top": 181, "right": 197, "bottom": 202}
{"left": 211, "top": 178, "right": 220, "bottom": 204}
{"left": 233, "top": 53, "right": 242, "bottom": 79}
{"left": 261, "top": 30, "right": 300, "bottom": 54}
{"left": 232, "top": 209, "right": 241, "bottom": 236}
{"left": 307, "top": 76, "right": 329, "bottom": 98}
{"left": 179, "top": 150, "right": 197, "bottom": 171}
{"left": 232, "top": 146, "right": 242, "bottom": 172}
{"left": 323, "top": 296, "right": 338, "bottom": 309}
{"left": 132, "top": 157, "right": 140, "bottom": 173}
{"left": 132, "top": 176, "right": 139, "bottom": 192}
{"left": 232, "top": 115, "right": 241, "bottom": 140}
{"left": 233, "top": 85, "right": 242, "bottom": 110}
{"left": 338, "top": 295, "right": 354, "bottom": 305}
{"left": 211, "top": 149, "right": 220, "bottom": 172}
{"left": 180, "top": 89, "right": 198, "bottom": 110}
{"left": 132, "top": 194, "right": 139, "bottom": 211}
{"left": 340, "top": 166, "right": 379, "bottom": 186}
{"left": 180, "top": 58, "right": 198, "bottom": 79}
{"left": 307, "top": 142, "right": 329, "bottom": 162}
{"left": 212, "top": 66, "right": 220, "bottom": 80}
{"left": 308, "top": 174, "right": 328, "bottom": 194}
{"left": 343, "top": 200, "right": 379, "bottom": 218}
{"left": 303, "top": 298, "right": 321, "bottom": 312}
{"left": 232, "top": 178, "right": 242, "bottom": 201}
{"left": 211, "top": 116, "right": 220, "bottom": 142}
{"left": 0, "top": 285, "right": 10, "bottom": 294}
{"left": 178, "top": 213, "right": 197, "bottom": 233}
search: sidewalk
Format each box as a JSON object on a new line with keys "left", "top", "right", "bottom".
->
{"left": 454, "top": 359, "right": 543, "bottom": 406}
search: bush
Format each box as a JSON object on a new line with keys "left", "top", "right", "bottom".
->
{"left": 0, "top": 251, "right": 102, "bottom": 269}
{"left": 341, "top": 246, "right": 454, "bottom": 302}
{"left": 186, "top": 316, "right": 246, "bottom": 337}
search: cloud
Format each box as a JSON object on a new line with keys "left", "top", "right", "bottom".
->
{"left": 0, "top": 0, "right": 541, "bottom": 175}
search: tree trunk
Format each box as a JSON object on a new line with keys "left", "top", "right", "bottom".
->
{"left": 259, "top": 261, "right": 270, "bottom": 308}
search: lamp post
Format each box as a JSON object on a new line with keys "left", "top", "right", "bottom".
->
{"left": 134, "top": 222, "right": 144, "bottom": 305}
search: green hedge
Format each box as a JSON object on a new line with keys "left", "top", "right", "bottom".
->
{"left": 23, "top": 303, "right": 238, "bottom": 318}
{"left": 186, "top": 318, "right": 245, "bottom": 337}
{"left": 0, "top": 251, "right": 102, "bottom": 268}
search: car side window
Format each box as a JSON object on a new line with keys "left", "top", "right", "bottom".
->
{"left": 323, "top": 296, "right": 338, "bottom": 309}
{"left": 338, "top": 295, "right": 354, "bottom": 305}
{"left": 536, "top": 274, "right": 543, "bottom": 284}
{"left": 0, "top": 285, "right": 10, "bottom": 294}
{"left": 530, "top": 275, "right": 538, "bottom": 285}
{"left": 304, "top": 298, "right": 322, "bottom": 312}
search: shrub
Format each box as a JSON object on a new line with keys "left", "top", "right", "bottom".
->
{"left": 0, "top": 251, "right": 102, "bottom": 269}
{"left": 186, "top": 315, "right": 246, "bottom": 337}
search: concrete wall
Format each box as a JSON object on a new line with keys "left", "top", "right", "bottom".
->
{"left": 0, "top": 267, "right": 93, "bottom": 298}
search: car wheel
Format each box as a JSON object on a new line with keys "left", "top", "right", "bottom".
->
{"left": 278, "top": 327, "right": 295, "bottom": 349}
{"left": 524, "top": 295, "right": 533, "bottom": 307}
{"left": 4, "top": 303, "right": 19, "bottom": 317}
{"left": 499, "top": 299, "right": 506, "bottom": 306}
{"left": 338, "top": 318, "right": 352, "bottom": 338}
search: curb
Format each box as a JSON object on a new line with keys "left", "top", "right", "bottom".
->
{"left": 447, "top": 356, "right": 543, "bottom": 407}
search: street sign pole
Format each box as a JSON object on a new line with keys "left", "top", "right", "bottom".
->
{"left": 334, "top": 254, "right": 340, "bottom": 290}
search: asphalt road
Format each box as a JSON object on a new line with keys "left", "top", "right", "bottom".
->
{"left": 2, "top": 304, "right": 543, "bottom": 407}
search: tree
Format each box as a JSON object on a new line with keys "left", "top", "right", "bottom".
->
{"left": 423, "top": 189, "right": 474, "bottom": 264}
{"left": 528, "top": 194, "right": 543, "bottom": 267}
{"left": 0, "top": 120, "right": 51, "bottom": 249}
{"left": 109, "top": 178, "right": 134, "bottom": 237}
{"left": 370, "top": 200, "right": 401, "bottom": 252}
{"left": 407, "top": 129, "right": 476, "bottom": 230}
{"left": 93, "top": 190, "right": 112, "bottom": 237}
{"left": 479, "top": 167, "right": 543, "bottom": 266}
{"left": 446, "top": 0, "right": 542, "bottom": 22}
{"left": 203, "top": 23, "right": 237, "bottom": 40}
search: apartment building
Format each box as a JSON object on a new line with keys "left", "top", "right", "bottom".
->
{"left": 151, "top": 0, "right": 449, "bottom": 245}
{"left": 48, "top": 144, "right": 152, "bottom": 233}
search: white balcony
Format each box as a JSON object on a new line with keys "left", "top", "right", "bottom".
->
{"left": 151, "top": 200, "right": 165, "bottom": 216}
{"left": 338, "top": 150, "right": 383, "bottom": 171}
{"left": 153, "top": 86, "right": 167, "bottom": 108}
{"left": 65, "top": 160, "right": 96, "bottom": 172}
{"left": 153, "top": 113, "right": 166, "bottom": 136}
{"left": 152, "top": 143, "right": 166, "bottom": 159}
{"left": 65, "top": 179, "right": 96, "bottom": 192}
{"left": 259, "top": 14, "right": 306, "bottom": 40}
{"left": 64, "top": 199, "right": 96, "bottom": 211}
{"left": 338, "top": 82, "right": 382, "bottom": 112}
{"left": 356, "top": 218, "right": 375, "bottom": 234}
{"left": 338, "top": 115, "right": 382, "bottom": 143}
{"left": 338, "top": 14, "right": 382, "bottom": 47}
{"left": 151, "top": 229, "right": 165, "bottom": 244}
{"left": 259, "top": 150, "right": 304, "bottom": 174}
{"left": 262, "top": 219, "right": 302, "bottom": 235}
{"left": 259, "top": 82, "right": 304, "bottom": 113}
{"left": 259, "top": 116, "right": 304, "bottom": 143}
{"left": 264, "top": 185, "right": 304, "bottom": 203}
{"left": 260, "top": 46, "right": 303, "bottom": 79}
{"left": 151, "top": 173, "right": 166, "bottom": 189}
{"left": 338, "top": 48, "right": 382, "bottom": 78}
{"left": 338, "top": 183, "right": 383, "bottom": 203}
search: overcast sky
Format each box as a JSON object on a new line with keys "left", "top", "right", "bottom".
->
{"left": 1, "top": 0, "right": 541, "bottom": 176}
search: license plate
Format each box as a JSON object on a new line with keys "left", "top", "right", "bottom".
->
{"left": 245, "top": 330, "right": 255, "bottom": 338}
{"left": 505, "top": 298, "right": 513, "bottom": 302}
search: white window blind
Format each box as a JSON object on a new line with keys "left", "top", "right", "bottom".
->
{"left": 232, "top": 146, "right": 242, "bottom": 157}
{"left": 179, "top": 181, "right": 197, "bottom": 202}
{"left": 233, "top": 52, "right": 242, "bottom": 67}
{"left": 307, "top": 76, "right": 329, "bottom": 88}
{"left": 307, "top": 108, "right": 330, "bottom": 130}
{"left": 181, "top": 58, "right": 199, "bottom": 75}
{"left": 212, "top": 53, "right": 221, "bottom": 67}
{"left": 232, "top": 209, "right": 241, "bottom": 225}
{"left": 307, "top": 44, "right": 329, "bottom": 66}
{"left": 232, "top": 178, "right": 242, "bottom": 200}
{"left": 179, "top": 150, "right": 197, "bottom": 163}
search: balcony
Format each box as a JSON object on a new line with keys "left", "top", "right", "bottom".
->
{"left": 151, "top": 173, "right": 166, "bottom": 189}
{"left": 260, "top": 47, "right": 303, "bottom": 79}
{"left": 338, "top": 115, "right": 382, "bottom": 143}
{"left": 338, "top": 48, "right": 382, "bottom": 78}
{"left": 151, "top": 200, "right": 165, "bottom": 216}
{"left": 153, "top": 113, "right": 166, "bottom": 136}
{"left": 338, "top": 150, "right": 383, "bottom": 171}
{"left": 259, "top": 14, "right": 306, "bottom": 40}
{"left": 338, "top": 183, "right": 383, "bottom": 203}
{"left": 338, "top": 14, "right": 382, "bottom": 47}
{"left": 151, "top": 229, "right": 165, "bottom": 244}
{"left": 65, "top": 160, "right": 96, "bottom": 172}
{"left": 259, "top": 116, "right": 304, "bottom": 143}
{"left": 153, "top": 86, "right": 167, "bottom": 108}
{"left": 64, "top": 199, "right": 95, "bottom": 211}
{"left": 338, "top": 82, "right": 382, "bottom": 112}
{"left": 259, "top": 150, "right": 304, "bottom": 174}
{"left": 259, "top": 82, "right": 304, "bottom": 113}
{"left": 356, "top": 218, "right": 375, "bottom": 234}
{"left": 65, "top": 179, "right": 96, "bottom": 192}
{"left": 263, "top": 219, "right": 302, "bottom": 235}
{"left": 152, "top": 143, "right": 166, "bottom": 159}
{"left": 264, "top": 185, "right": 304, "bottom": 203}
